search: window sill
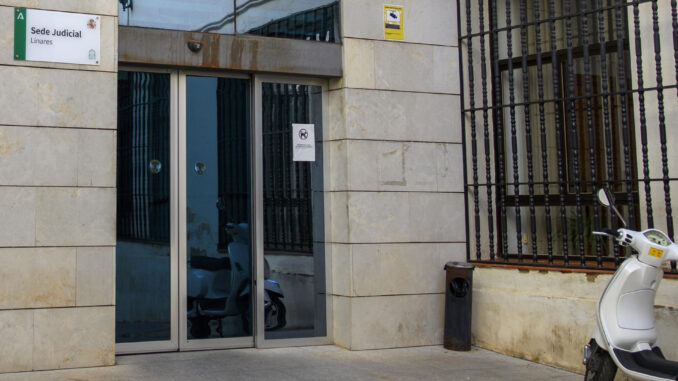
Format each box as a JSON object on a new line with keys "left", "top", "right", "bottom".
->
{"left": 470, "top": 260, "right": 678, "bottom": 279}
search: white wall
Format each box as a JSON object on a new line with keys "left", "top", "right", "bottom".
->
{"left": 473, "top": 268, "right": 678, "bottom": 376}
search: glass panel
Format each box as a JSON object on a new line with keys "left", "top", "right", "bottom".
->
{"left": 186, "top": 76, "right": 252, "bottom": 340}
{"left": 116, "top": 71, "right": 171, "bottom": 343}
{"left": 237, "top": 0, "right": 340, "bottom": 43}
{"left": 118, "top": 0, "right": 341, "bottom": 42}
{"left": 262, "top": 83, "right": 326, "bottom": 339}
{"left": 119, "top": 0, "right": 235, "bottom": 34}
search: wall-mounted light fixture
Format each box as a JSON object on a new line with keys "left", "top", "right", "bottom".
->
{"left": 187, "top": 40, "right": 203, "bottom": 53}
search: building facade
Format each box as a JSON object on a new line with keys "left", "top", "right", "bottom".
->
{"left": 0, "top": 0, "right": 461, "bottom": 373}
{"left": 0, "top": 0, "right": 675, "bottom": 377}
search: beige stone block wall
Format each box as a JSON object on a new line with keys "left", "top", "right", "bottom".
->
{"left": 330, "top": 0, "right": 464, "bottom": 349}
{"left": 472, "top": 268, "right": 678, "bottom": 376}
{"left": 333, "top": 294, "right": 447, "bottom": 350}
{"left": 0, "top": 0, "right": 117, "bottom": 373}
{"left": 0, "top": 126, "right": 115, "bottom": 187}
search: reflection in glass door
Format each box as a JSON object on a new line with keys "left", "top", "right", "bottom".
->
{"left": 257, "top": 81, "right": 327, "bottom": 342}
{"left": 117, "top": 71, "right": 254, "bottom": 352}
{"left": 182, "top": 75, "right": 253, "bottom": 346}
{"left": 117, "top": 71, "right": 329, "bottom": 352}
{"left": 116, "top": 70, "right": 177, "bottom": 352}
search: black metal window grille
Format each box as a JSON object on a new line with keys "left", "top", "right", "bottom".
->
{"left": 262, "top": 83, "right": 317, "bottom": 254}
{"left": 459, "top": 0, "right": 678, "bottom": 271}
{"left": 216, "top": 78, "right": 251, "bottom": 252}
{"left": 117, "top": 71, "right": 171, "bottom": 244}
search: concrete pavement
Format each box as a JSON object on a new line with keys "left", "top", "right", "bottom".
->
{"left": 0, "top": 346, "right": 581, "bottom": 381}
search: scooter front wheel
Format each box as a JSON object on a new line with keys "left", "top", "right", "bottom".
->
{"left": 265, "top": 296, "right": 286, "bottom": 330}
{"left": 189, "top": 317, "right": 211, "bottom": 339}
{"left": 585, "top": 350, "right": 617, "bottom": 381}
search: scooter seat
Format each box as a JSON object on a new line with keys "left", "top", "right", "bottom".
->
{"left": 190, "top": 256, "right": 231, "bottom": 271}
{"left": 614, "top": 347, "right": 678, "bottom": 380}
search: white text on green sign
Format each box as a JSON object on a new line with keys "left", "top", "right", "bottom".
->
{"left": 15, "top": 8, "right": 101, "bottom": 65}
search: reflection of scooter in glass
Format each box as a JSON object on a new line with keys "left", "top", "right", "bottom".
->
{"left": 186, "top": 223, "right": 286, "bottom": 338}
{"left": 263, "top": 259, "right": 286, "bottom": 332}
{"left": 583, "top": 189, "right": 678, "bottom": 380}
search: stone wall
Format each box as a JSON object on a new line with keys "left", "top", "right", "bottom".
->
{"left": 473, "top": 268, "right": 678, "bottom": 377}
{"left": 0, "top": 0, "right": 117, "bottom": 372}
{"left": 329, "top": 0, "right": 465, "bottom": 349}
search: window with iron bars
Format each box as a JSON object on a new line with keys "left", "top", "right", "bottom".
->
{"left": 459, "top": 0, "right": 678, "bottom": 272}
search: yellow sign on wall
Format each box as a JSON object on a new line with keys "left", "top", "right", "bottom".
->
{"left": 384, "top": 5, "right": 404, "bottom": 40}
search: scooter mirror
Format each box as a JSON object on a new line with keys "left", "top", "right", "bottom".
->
{"left": 597, "top": 188, "right": 611, "bottom": 207}
{"left": 597, "top": 188, "right": 627, "bottom": 227}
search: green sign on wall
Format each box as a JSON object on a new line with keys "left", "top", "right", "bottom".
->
{"left": 14, "top": 8, "right": 26, "bottom": 60}
{"left": 13, "top": 7, "right": 101, "bottom": 65}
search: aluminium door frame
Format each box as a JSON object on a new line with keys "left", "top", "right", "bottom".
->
{"left": 252, "top": 74, "right": 333, "bottom": 349}
{"left": 116, "top": 66, "right": 180, "bottom": 355}
{"left": 178, "top": 70, "right": 255, "bottom": 351}
{"left": 115, "top": 69, "right": 333, "bottom": 354}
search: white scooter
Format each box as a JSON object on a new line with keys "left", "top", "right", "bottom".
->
{"left": 583, "top": 188, "right": 678, "bottom": 380}
{"left": 187, "top": 222, "right": 286, "bottom": 338}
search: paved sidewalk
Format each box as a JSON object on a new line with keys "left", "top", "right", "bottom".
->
{"left": 0, "top": 346, "right": 580, "bottom": 381}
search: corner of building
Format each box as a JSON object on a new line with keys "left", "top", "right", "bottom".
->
{"left": 329, "top": 0, "right": 466, "bottom": 350}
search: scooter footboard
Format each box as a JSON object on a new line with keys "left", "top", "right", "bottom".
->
{"left": 613, "top": 347, "right": 678, "bottom": 380}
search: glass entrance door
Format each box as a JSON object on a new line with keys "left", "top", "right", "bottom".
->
{"left": 254, "top": 77, "right": 330, "bottom": 347}
{"left": 116, "top": 71, "right": 253, "bottom": 353}
{"left": 116, "top": 71, "right": 330, "bottom": 353}
{"left": 179, "top": 74, "right": 253, "bottom": 349}
{"left": 116, "top": 70, "right": 178, "bottom": 353}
